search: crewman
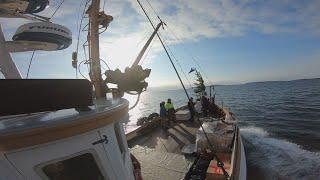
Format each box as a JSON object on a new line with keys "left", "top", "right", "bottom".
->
{"left": 201, "top": 93, "right": 209, "bottom": 117}
{"left": 159, "top": 101, "right": 167, "bottom": 118}
{"left": 165, "top": 98, "right": 176, "bottom": 123}
{"left": 188, "top": 97, "right": 195, "bottom": 122}
{"left": 159, "top": 101, "right": 168, "bottom": 128}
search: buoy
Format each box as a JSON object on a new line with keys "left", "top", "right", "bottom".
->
{"left": 12, "top": 22, "right": 72, "bottom": 50}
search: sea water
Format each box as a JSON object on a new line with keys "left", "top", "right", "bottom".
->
{"left": 125, "top": 78, "right": 320, "bottom": 180}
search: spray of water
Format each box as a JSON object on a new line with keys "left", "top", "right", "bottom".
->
{"left": 241, "top": 126, "right": 320, "bottom": 180}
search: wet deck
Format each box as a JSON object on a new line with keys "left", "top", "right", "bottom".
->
{"left": 128, "top": 121, "right": 200, "bottom": 154}
{"left": 128, "top": 121, "right": 200, "bottom": 179}
{"left": 130, "top": 145, "right": 195, "bottom": 180}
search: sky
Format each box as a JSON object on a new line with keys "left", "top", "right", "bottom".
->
{"left": 0, "top": 0, "right": 319, "bottom": 88}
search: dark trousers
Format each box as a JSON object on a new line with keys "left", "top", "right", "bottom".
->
{"left": 202, "top": 108, "right": 208, "bottom": 117}
{"left": 189, "top": 108, "right": 194, "bottom": 121}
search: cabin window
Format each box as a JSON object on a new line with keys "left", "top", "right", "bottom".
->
{"left": 41, "top": 153, "right": 105, "bottom": 180}
{"left": 114, "top": 122, "right": 125, "bottom": 155}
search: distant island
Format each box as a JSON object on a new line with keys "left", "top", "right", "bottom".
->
{"left": 150, "top": 77, "right": 320, "bottom": 91}
{"left": 242, "top": 77, "right": 320, "bottom": 85}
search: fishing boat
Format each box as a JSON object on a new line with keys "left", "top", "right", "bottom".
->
{"left": 0, "top": 0, "right": 246, "bottom": 180}
{"left": 126, "top": 101, "right": 247, "bottom": 180}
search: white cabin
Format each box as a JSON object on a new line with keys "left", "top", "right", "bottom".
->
{"left": 0, "top": 99, "right": 135, "bottom": 180}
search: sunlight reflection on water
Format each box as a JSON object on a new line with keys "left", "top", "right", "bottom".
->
{"left": 124, "top": 89, "right": 192, "bottom": 132}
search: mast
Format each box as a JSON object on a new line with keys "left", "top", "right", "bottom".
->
{"left": 0, "top": 25, "right": 22, "bottom": 78}
{"left": 87, "top": 0, "right": 105, "bottom": 99}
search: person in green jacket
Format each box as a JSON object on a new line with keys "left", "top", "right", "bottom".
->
{"left": 165, "top": 99, "right": 176, "bottom": 123}
{"left": 165, "top": 99, "right": 174, "bottom": 110}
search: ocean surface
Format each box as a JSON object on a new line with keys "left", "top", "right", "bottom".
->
{"left": 124, "top": 78, "right": 320, "bottom": 180}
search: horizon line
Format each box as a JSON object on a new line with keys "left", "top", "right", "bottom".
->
{"left": 148, "top": 77, "right": 320, "bottom": 90}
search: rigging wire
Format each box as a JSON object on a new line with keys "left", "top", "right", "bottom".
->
{"left": 145, "top": 0, "right": 161, "bottom": 20}
{"left": 26, "top": 51, "right": 36, "bottom": 78}
{"left": 164, "top": 25, "right": 219, "bottom": 100}
{"left": 102, "top": 0, "right": 107, "bottom": 12}
{"left": 159, "top": 32, "right": 194, "bottom": 89}
{"left": 127, "top": 29, "right": 156, "bottom": 67}
{"left": 144, "top": 0, "right": 198, "bottom": 88}
{"left": 167, "top": 25, "right": 214, "bottom": 85}
{"left": 137, "top": 0, "right": 229, "bottom": 178}
{"left": 142, "top": 1, "right": 194, "bottom": 89}
{"left": 49, "top": 0, "right": 66, "bottom": 19}
{"left": 164, "top": 24, "right": 214, "bottom": 85}
{"left": 76, "top": 0, "right": 86, "bottom": 28}
{"left": 136, "top": 0, "right": 190, "bottom": 101}
{"left": 137, "top": 31, "right": 152, "bottom": 46}
{"left": 144, "top": 0, "right": 213, "bottom": 86}
{"left": 139, "top": 34, "right": 156, "bottom": 65}
{"left": 74, "top": 0, "right": 91, "bottom": 78}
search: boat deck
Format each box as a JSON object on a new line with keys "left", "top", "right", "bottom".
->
{"left": 128, "top": 121, "right": 199, "bottom": 179}
{"left": 128, "top": 121, "right": 200, "bottom": 154}
{"left": 130, "top": 145, "right": 195, "bottom": 180}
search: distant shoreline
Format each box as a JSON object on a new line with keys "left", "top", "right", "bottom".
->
{"left": 239, "top": 77, "right": 320, "bottom": 86}
{"left": 149, "top": 77, "right": 320, "bottom": 91}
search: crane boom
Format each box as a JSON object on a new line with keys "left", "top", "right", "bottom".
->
{"left": 131, "top": 22, "right": 163, "bottom": 67}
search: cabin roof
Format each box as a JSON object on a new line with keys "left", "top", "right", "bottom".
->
{"left": 0, "top": 99, "right": 128, "bottom": 152}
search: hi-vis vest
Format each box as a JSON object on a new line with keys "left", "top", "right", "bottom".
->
{"left": 165, "top": 103, "right": 174, "bottom": 110}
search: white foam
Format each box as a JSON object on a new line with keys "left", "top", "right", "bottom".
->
{"left": 240, "top": 126, "right": 269, "bottom": 137}
{"left": 240, "top": 126, "right": 320, "bottom": 179}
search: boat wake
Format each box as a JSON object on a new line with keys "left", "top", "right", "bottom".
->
{"left": 240, "top": 126, "right": 320, "bottom": 180}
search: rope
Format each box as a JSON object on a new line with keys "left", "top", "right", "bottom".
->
{"left": 78, "top": 60, "right": 90, "bottom": 80}
{"left": 26, "top": 51, "right": 35, "bottom": 78}
{"left": 50, "top": 0, "right": 66, "bottom": 19}
{"left": 76, "top": 0, "right": 90, "bottom": 52}
{"left": 100, "top": 59, "right": 111, "bottom": 70}
{"left": 74, "top": 0, "right": 90, "bottom": 78}
{"left": 129, "top": 93, "right": 141, "bottom": 110}
{"left": 99, "top": 28, "right": 107, "bottom": 34}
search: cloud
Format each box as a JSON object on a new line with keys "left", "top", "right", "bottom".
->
{"left": 2, "top": 0, "right": 320, "bottom": 45}
{"left": 94, "top": 0, "right": 320, "bottom": 70}
{"left": 97, "top": 0, "right": 320, "bottom": 72}
{"left": 1, "top": 0, "right": 319, "bottom": 82}
{"left": 155, "top": 0, "right": 320, "bottom": 38}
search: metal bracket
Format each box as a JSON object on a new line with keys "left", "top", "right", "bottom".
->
{"left": 92, "top": 135, "right": 108, "bottom": 145}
